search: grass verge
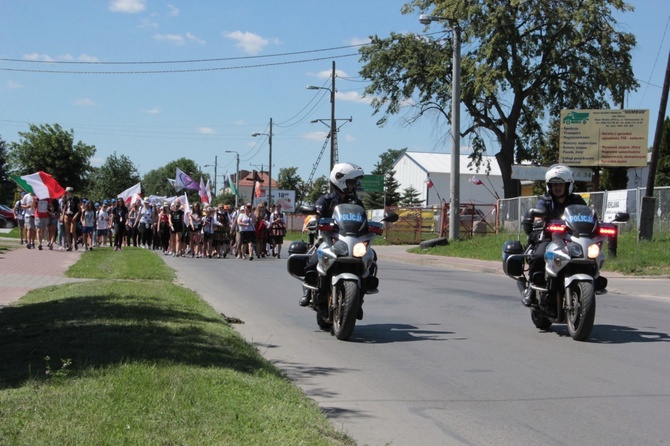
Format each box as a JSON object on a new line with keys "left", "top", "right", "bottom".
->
{"left": 408, "top": 230, "right": 670, "bottom": 276}
{"left": 0, "top": 248, "right": 354, "bottom": 445}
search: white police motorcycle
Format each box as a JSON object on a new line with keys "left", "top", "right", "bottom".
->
{"left": 287, "top": 204, "right": 398, "bottom": 341}
{"left": 503, "top": 204, "right": 629, "bottom": 341}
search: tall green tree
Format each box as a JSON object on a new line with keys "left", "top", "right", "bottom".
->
{"left": 0, "top": 135, "right": 16, "bottom": 206}
{"left": 8, "top": 123, "right": 95, "bottom": 192}
{"left": 277, "top": 166, "right": 305, "bottom": 206}
{"left": 89, "top": 152, "right": 141, "bottom": 201}
{"left": 304, "top": 176, "right": 328, "bottom": 205}
{"left": 656, "top": 117, "right": 670, "bottom": 187}
{"left": 362, "top": 148, "right": 405, "bottom": 209}
{"left": 142, "top": 158, "right": 200, "bottom": 198}
{"left": 359, "top": 0, "right": 637, "bottom": 198}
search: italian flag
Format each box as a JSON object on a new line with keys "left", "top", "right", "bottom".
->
{"left": 11, "top": 171, "right": 66, "bottom": 199}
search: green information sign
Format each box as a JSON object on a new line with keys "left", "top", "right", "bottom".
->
{"left": 359, "top": 175, "right": 384, "bottom": 193}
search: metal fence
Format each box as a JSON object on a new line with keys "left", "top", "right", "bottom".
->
{"left": 498, "top": 186, "right": 670, "bottom": 237}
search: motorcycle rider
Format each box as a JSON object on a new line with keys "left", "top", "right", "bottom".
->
{"left": 299, "top": 162, "right": 365, "bottom": 308}
{"left": 522, "top": 164, "right": 587, "bottom": 307}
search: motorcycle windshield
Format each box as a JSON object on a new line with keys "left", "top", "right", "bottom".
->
{"left": 332, "top": 204, "right": 368, "bottom": 235}
{"left": 563, "top": 205, "right": 597, "bottom": 236}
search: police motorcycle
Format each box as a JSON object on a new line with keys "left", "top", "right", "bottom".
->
{"left": 502, "top": 205, "right": 629, "bottom": 341}
{"left": 287, "top": 204, "right": 398, "bottom": 341}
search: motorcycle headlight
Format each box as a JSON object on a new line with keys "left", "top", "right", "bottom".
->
{"left": 352, "top": 242, "right": 368, "bottom": 258}
{"left": 587, "top": 243, "right": 600, "bottom": 259}
{"left": 332, "top": 240, "right": 348, "bottom": 256}
{"left": 568, "top": 243, "right": 583, "bottom": 258}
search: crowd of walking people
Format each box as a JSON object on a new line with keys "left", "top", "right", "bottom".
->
{"left": 13, "top": 187, "right": 287, "bottom": 260}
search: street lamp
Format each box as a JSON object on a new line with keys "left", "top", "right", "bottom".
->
{"left": 307, "top": 60, "right": 337, "bottom": 173}
{"left": 203, "top": 155, "right": 217, "bottom": 198}
{"left": 225, "top": 150, "right": 240, "bottom": 208}
{"left": 419, "top": 14, "right": 461, "bottom": 240}
{"left": 252, "top": 117, "right": 273, "bottom": 205}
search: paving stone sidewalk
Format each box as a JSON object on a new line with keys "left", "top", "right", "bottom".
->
{"left": 0, "top": 240, "right": 84, "bottom": 307}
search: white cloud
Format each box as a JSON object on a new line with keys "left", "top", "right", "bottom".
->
{"left": 73, "top": 98, "right": 98, "bottom": 107}
{"left": 6, "top": 80, "right": 22, "bottom": 89}
{"left": 302, "top": 131, "right": 329, "bottom": 141}
{"left": 139, "top": 17, "right": 159, "bottom": 29}
{"left": 167, "top": 4, "right": 179, "bottom": 17}
{"left": 313, "top": 68, "right": 349, "bottom": 80}
{"left": 109, "top": 0, "right": 146, "bottom": 13}
{"left": 23, "top": 53, "right": 55, "bottom": 62}
{"left": 223, "top": 31, "right": 273, "bottom": 55}
{"left": 197, "top": 127, "right": 216, "bottom": 134}
{"left": 153, "top": 32, "right": 205, "bottom": 46}
{"left": 186, "top": 32, "right": 206, "bottom": 44}
{"left": 143, "top": 107, "right": 160, "bottom": 114}
{"left": 336, "top": 91, "right": 372, "bottom": 105}
{"left": 23, "top": 53, "right": 98, "bottom": 62}
{"left": 233, "top": 120, "right": 245, "bottom": 126}
{"left": 348, "top": 37, "right": 371, "bottom": 46}
{"left": 153, "top": 33, "right": 186, "bottom": 45}
{"left": 344, "top": 134, "right": 356, "bottom": 143}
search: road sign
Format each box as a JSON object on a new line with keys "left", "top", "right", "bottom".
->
{"left": 359, "top": 175, "right": 384, "bottom": 193}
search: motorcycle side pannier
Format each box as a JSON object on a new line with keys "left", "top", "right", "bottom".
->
{"left": 502, "top": 240, "right": 524, "bottom": 277}
{"left": 288, "top": 241, "right": 309, "bottom": 255}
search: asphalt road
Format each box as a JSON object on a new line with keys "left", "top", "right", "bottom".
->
{"left": 165, "top": 253, "right": 670, "bottom": 446}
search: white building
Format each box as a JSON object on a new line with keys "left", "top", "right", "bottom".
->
{"left": 392, "top": 152, "right": 504, "bottom": 206}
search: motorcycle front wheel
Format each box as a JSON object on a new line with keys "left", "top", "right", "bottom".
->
{"left": 332, "top": 280, "right": 360, "bottom": 341}
{"left": 566, "top": 281, "right": 596, "bottom": 341}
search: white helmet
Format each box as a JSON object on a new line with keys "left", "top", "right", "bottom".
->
{"left": 330, "top": 162, "right": 365, "bottom": 193}
{"left": 545, "top": 164, "right": 574, "bottom": 195}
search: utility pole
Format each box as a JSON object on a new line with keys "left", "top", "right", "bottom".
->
{"left": 214, "top": 155, "right": 217, "bottom": 197}
{"left": 330, "top": 60, "right": 336, "bottom": 173}
{"left": 639, "top": 49, "right": 670, "bottom": 241}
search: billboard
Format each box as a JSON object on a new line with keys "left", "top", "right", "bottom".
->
{"left": 559, "top": 109, "right": 649, "bottom": 167}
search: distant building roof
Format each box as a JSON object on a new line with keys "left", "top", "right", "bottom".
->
{"left": 395, "top": 152, "right": 503, "bottom": 176}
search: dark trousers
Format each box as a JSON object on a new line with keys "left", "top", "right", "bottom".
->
{"left": 114, "top": 223, "right": 125, "bottom": 248}
{"left": 528, "top": 240, "right": 549, "bottom": 283}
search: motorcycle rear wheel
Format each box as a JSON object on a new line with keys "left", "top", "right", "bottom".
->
{"left": 332, "top": 280, "right": 360, "bottom": 341}
{"left": 566, "top": 281, "right": 596, "bottom": 342}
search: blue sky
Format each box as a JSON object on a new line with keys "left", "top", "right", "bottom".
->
{"left": 1, "top": 0, "right": 668, "bottom": 187}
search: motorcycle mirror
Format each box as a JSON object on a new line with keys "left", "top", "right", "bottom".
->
{"left": 528, "top": 207, "right": 547, "bottom": 218}
{"left": 383, "top": 211, "right": 399, "bottom": 223}
{"left": 613, "top": 212, "right": 630, "bottom": 223}
{"left": 299, "top": 205, "right": 317, "bottom": 215}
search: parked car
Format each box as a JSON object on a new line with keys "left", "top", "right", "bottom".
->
{"left": 0, "top": 213, "right": 7, "bottom": 229}
{"left": 0, "top": 204, "right": 17, "bottom": 228}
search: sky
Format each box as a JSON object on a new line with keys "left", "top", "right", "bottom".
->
{"left": 1, "top": 0, "right": 669, "bottom": 190}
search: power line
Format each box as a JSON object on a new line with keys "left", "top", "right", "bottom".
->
{"left": 0, "top": 54, "right": 358, "bottom": 75}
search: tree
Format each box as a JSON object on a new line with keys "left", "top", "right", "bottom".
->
{"left": 359, "top": 0, "right": 637, "bottom": 198}
{"left": 277, "top": 167, "right": 305, "bottom": 206}
{"left": 656, "top": 117, "right": 670, "bottom": 187}
{"left": 399, "top": 186, "right": 424, "bottom": 206}
{"left": 89, "top": 152, "right": 141, "bottom": 201}
{"left": 142, "top": 158, "right": 200, "bottom": 198}
{"left": 362, "top": 148, "right": 405, "bottom": 209}
{"left": 304, "top": 176, "right": 328, "bottom": 205}
{"left": 0, "top": 135, "right": 16, "bottom": 206}
{"left": 8, "top": 123, "right": 95, "bottom": 192}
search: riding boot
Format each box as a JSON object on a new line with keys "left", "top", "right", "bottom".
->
{"left": 299, "top": 286, "right": 311, "bottom": 307}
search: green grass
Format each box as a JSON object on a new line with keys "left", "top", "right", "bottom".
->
{"left": 409, "top": 230, "right": 670, "bottom": 276}
{"left": 0, "top": 248, "right": 354, "bottom": 445}
{"left": 66, "top": 246, "right": 176, "bottom": 280}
